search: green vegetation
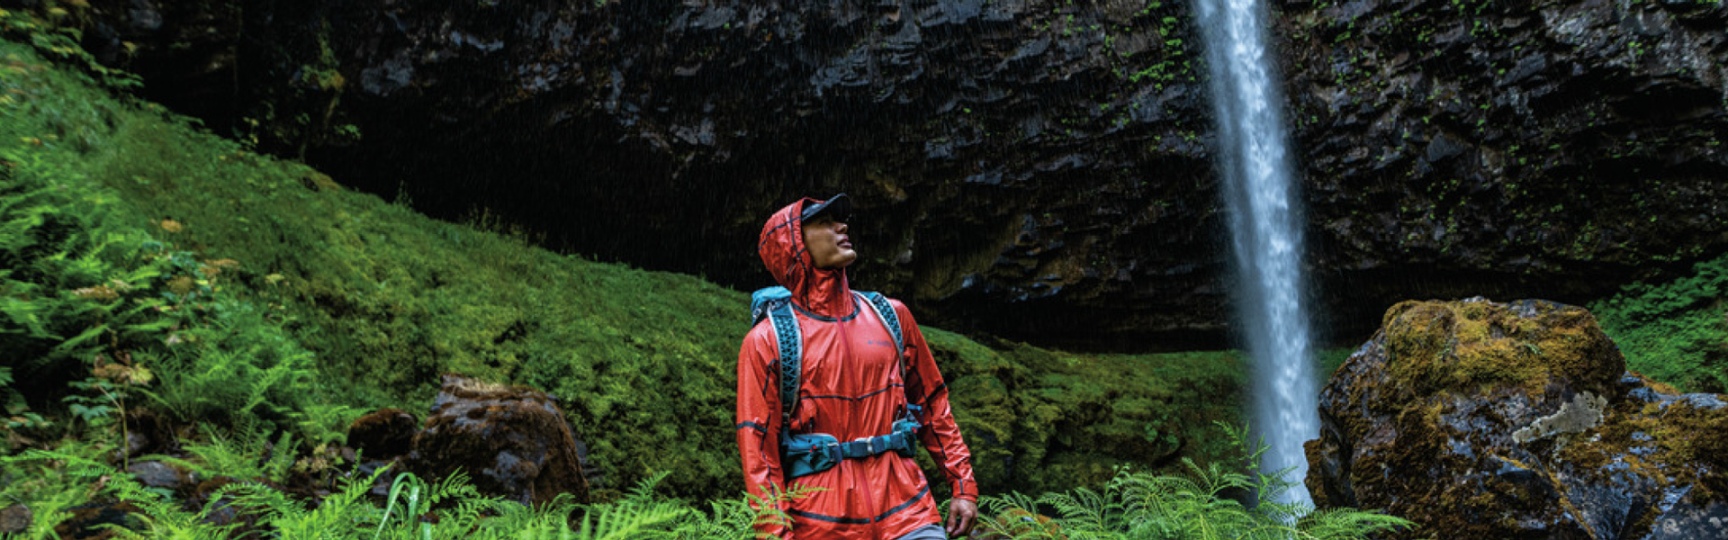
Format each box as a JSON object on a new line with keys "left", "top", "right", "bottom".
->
{"left": 2, "top": 442, "right": 780, "bottom": 539}
{"left": 51, "top": 0, "right": 1728, "bottom": 528}
{"left": 1591, "top": 252, "right": 1728, "bottom": 393}
{"left": 975, "top": 423, "right": 1413, "bottom": 540}
{"left": 0, "top": 29, "right": 1368, "bottom": 537}
{"left": 0, "top": 20, "right": 1265, "bottom": 506}
{"left": 0, "top": 423, "right": 1410, "bottom": 539}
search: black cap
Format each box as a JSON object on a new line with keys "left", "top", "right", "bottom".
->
{"left": 800, "top": 193, "right": 852, "bottom": 223}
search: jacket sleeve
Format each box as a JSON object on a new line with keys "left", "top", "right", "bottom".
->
{"left": 737, "top": 325, "right": 789, "bottom": 536}
{"left": 894, "top": 300, "right": 979, "bottom": 502}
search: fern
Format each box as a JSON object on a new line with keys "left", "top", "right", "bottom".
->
{"left": 230, "top": 463, "right": 392, "bottom": 538}
{"left": 668, "top": 497, "right": 758, "bottom": 540}
{"left": 371, "top": 470, "right": 498, "bottom": 540}
{"left": 0, "top": 444, "right": 108, "bottom": 538}
{"left": 1, "top": 445, "right": 240, "bottom": 539}
{"left": 141, "top": 298, "right": 319, "bottom": 435}
{"left": 976, "top": 423, "right": 1414, "bottom": 540}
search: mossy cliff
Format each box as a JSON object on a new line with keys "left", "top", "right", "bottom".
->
{"left": 0, "top": 34, "right": 1245, "bottom": 503}
{"left": 1307, "top": 298, "right": 1728, "bottom": 539}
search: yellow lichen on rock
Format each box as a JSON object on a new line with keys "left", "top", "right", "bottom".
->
{"left": 1382, "top": 298, "right": 1623, "bottom": 398}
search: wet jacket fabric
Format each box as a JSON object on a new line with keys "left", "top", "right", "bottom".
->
{"left": 737, "top": 198, "right": 978, "bottom": 539}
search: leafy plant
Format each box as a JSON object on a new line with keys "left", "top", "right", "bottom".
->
{"left": 1591, "top": 252, "right": 1728, "bottom": 392}
{"left": 139, "top": 297, "right": 318, "bottom": 433}
{"left": 973, "top": 423, "right": 1414, "bottom": 540}
{"left": 0, "top": 160, "right": 168, "bottom": 394}
{"left": 0, "top": 440, "right": 111, "bottom": 539}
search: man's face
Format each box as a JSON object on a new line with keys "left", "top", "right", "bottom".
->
{"left": 803, "top": 215, "right": 857, "bottom": 269}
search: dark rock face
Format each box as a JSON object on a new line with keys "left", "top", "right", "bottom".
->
{"left": 347, "top": 407, "right": 417, "bottom": 460}
{"left": 406, "top": 374, "right": 589, "bottom": 506}
{"left": 1281, "top": 0, "right": 1728, "bottom": 334}
{"left": 52, "top": 0, "right": 1728, "bottom": 345}
{"left": 1307, "top": 298, "right": 1728, "bottom": 539}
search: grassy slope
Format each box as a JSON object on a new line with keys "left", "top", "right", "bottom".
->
{"left": 0, "top": 34, "right": 1250, "bottom": 502}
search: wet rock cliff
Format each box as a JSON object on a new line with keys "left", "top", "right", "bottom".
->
{"left": 44, "top": 0, "right": 1728, "bottom": 346}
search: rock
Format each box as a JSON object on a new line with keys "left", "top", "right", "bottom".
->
{"left": 405, "top": 374, "right": 589, "bottom": 506}
{"left": 1307, "top": 298, "right": 1728, "bottom": 539}
{"left": 119, "top": 409, "right": 179, "bottom": 459}
{"left": 347, "top": 408, "right": 417, "bottom": 460}
{"left": 0, "top": 504, "right": 29, "bottom": 534}
{"left": 125, "top": 460, "right": 195, "bottom": 493}
{"left": 54, "top": 501, "right": 142, "bottom": 540}
{"left": 185, "top": 477, "right": 265, "bottom": 536}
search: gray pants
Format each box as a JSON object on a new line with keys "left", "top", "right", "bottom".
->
{"left": 895, "top": 523, "right": 947, "bottom": 540}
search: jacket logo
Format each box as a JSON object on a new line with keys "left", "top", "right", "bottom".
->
{"left": 866, "top": 339, "right": 894, "bottom": 348}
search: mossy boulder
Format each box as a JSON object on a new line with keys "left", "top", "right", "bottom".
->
{"left": 1307, "top": 298, "right": 1728, "bottom": 539}
{"left": 406, "top": 374, "right": 590, "bottom": 506}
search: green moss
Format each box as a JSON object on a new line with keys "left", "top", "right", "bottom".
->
{"left": 1590, "top": 252, "right": 1728, "bottom": 393}
{"left": 1559, "top": 374, "right": 1728, "bottom": 507}
{"left": 1381, "top": 299, "right": 1622, "bottom": 397}
{"left": 925, "top": 328, "right": 1247, "bottom": 496}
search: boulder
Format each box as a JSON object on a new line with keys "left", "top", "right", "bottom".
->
{"left": 1307, "top": 298, "right": 1728, "bottom": 539}
{"left": 405, "top": 374, "right": 589, "bottom": 506}
{"left": 347, "top": 408, "right": 417, "bottom": 460}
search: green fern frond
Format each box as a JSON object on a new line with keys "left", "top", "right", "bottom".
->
{"left": 626, "top": 471, "right": 673, "bottom": 502}
{"left": 1296, "top": 506, "right": 1415, "bottom": 539}
{"left": 580, "top": 500, "right": 688, "bottom": 540}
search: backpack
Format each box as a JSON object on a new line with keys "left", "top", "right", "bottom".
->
{"left": 750, "top": 286, "right": 922, "bottom": 479}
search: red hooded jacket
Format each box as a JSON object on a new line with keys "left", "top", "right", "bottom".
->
{"left": 737, "top": 198, "right": 978, "bottom": 538}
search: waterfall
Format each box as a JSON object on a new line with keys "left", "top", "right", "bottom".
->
{"left": 1194, "top": 0, "right": 1318, "bottom": 509}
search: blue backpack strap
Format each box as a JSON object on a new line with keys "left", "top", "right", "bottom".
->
{"left": 752, "top": 287, "right": 803, "bottom": 431}
{"left": 857, "top": 290, "right": 921, "bottom": 424}
{"left": 856, "top": 291, "right": 903, "bottom": 358}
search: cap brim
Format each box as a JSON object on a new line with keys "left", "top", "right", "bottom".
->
{"left": 800, "top": 193, "right": 852, "bottom": 223}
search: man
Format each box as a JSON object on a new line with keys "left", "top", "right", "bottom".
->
{"left": 737, "top": 194, "right": 979, "bottom": 539}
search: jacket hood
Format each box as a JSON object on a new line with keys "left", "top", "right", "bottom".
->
{"left": 758, "top": 197, "right": 852, "bottom": 318}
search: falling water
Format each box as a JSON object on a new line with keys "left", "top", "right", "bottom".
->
{"left": 1194, "top": 0, "right": 1318, "bottom": 509}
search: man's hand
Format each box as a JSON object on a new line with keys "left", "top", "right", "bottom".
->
{"left": 945, "top": 499, "right": 978, "bottom": 538}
